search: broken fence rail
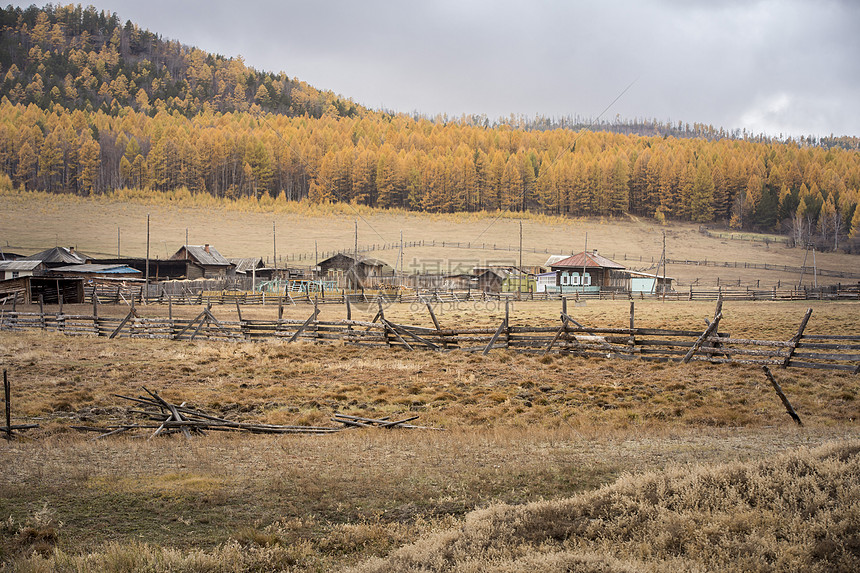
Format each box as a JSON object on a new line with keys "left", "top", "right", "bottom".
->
{"left": 2, "top": 304, "right": 859, "bottom": 373}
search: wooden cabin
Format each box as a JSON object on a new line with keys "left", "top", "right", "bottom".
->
{"left": 170, "top": 244, "right": 232, "bottom": 278}
{"left": 549, "top": 251, "right": 627, "bottom": 292}
{"left": 318, "top": 253, "right": 393, "bottom": 289}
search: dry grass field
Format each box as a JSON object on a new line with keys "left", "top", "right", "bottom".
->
{"left": 2, "top": 190, "right": 858, "bottom": 286}
{"left": 1, "top": 299, "right": 859, "bottom": 571}
{"left": 2, "top": 190, "right": 860, "bottom": 571}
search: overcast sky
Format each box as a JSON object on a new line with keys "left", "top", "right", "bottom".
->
{"left": 67, "top": 0, "right": 860, "bottom": 137}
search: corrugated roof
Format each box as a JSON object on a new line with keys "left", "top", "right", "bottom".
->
{"left": 551, "top": 252, "right": 626, "bottom": 269}
{"left": 544, "top": 255, "right": 569, "bottom": 267}
{"left": 175, "top": 245, "right": 230, "bottom": 266}
{"left": 0, "top": 260, "right": 43, "bottom": 271}
{"left": 228, "top": 257, "right": 264, "bottom": 273}
{"left": 625, "top": 270, "right": 674, "bottom": 280}
{"left": 22, "top": 246, "right": 88, "bottom": 264}
{"left": 51, "top": 264, "right": 141, "bottom": 274}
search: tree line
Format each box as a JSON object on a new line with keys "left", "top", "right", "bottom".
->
{"left": 0, "top": 4, "right": 859, "bottom": 251}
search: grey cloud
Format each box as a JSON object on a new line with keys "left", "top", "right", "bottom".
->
{"left": 83, "top": 0, "right": 859, "bottom": 136}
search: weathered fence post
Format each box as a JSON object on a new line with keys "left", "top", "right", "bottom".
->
{"left": 762, "top": 366, "right": 802, "bottom": 426}
{"left": 4, "top": 370, "right": 10, "bottom": 440}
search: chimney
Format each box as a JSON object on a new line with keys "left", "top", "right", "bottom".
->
{"left": 204, "top": 244, "right": 210, "bottom": 253}
{"left": 69, "top": 246, "right": 75, "bottom": 254}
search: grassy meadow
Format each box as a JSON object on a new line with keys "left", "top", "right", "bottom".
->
{"left": 2, "top": 190, "right": 860, "bottom": 571}
{"left": 1, "top": 298, "right": 859, "bottom": 571}
{"left": 2, "top": 189, "right": 858, "bottom": 287}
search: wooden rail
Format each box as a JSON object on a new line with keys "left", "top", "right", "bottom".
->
{"left": 2, "top": 301, "right": 858, "bottom": 373}
{"left": 70, "top": 284, "right": 860, "bottom": 308}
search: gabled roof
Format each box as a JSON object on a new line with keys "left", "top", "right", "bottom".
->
{"left": 0, "top": 260, "right": 43, "bottom": 271}
{"left": 544, "top": 255, "right": 569, "bottom": 267}
{"left": 172, "top": 245, "right": 231, "bottom": 266}
{"left": 228, "top": 257, "right": 265, "bottom": 273}
{"left": 319, "top": 253, "right": 391, "bottom": 269}
{"left": 550, "top": 251, "right": 625, "bottom": 270}
{"left": 22, "top": 246, "right": 88, "bottom": 264}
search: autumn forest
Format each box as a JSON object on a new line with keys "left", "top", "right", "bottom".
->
{"left": 1, "top": 4, "right": 859, "bottom": 250}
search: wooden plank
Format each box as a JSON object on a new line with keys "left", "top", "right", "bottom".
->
{"left": 762, "top": 366, "right": 802, "bottom": 425}
{"left": 386, "top": 321, "right": 437, "bottom": 349}
{"left": 542, "top": 326, "right": 566, "bottom": 356}
{"left": 782, "top": 308, "right": 813, "bottom": 367}
{"left": 108, "top": 308, "right": 137, "bottom": 339}
{"left": 381, "top": 318, "right": 413, "bottom": 351}
{"left": 483, "top": 319, "right": 508, "bottom": 355}
{"left": 288, "top": 308, "right": 320, "bottom": 343}
{"left": 682, "top": 312, "right": 722, "bottom": 364}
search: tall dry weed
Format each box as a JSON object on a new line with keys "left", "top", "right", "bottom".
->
{"left": 349, "top": 441, "right": 860, "bottom": 573}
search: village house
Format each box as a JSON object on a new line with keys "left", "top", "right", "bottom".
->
{"left": 318, "top": 253, "right": 393, "bottom": 289}
{"left": 170, "top": 244, "right": 233, "bottom": 278}
{"left": 548, "top": 251, "right": 627, "bottom": 292}
{"left": 0, "top": 260, "right": 45, "bottom": 280}
{"left": 21, "top": 246, "right": 89, "bottom": 268}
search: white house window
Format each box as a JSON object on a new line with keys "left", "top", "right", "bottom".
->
{"left": 583, "top": 274, "right": 591, "bottom": 286}
{"left": 571, "top": 274, "right": 580, "bottom": 285}
{"left": 11, "top": 271, "right": 19, "bottom": 278}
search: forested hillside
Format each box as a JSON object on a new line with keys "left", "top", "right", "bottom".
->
{"left": 1, "top": 4, "right": 859, "bottom": 249}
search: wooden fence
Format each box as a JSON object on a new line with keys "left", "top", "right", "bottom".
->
{"left": 2, "top": 298, "right": 858, "bottom": 373}
{"left": 92, "top": 284, "right": 860, "bottom": 306}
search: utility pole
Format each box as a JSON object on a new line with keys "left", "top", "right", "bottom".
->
{"left": 145, "top": 214, "right": 150, "bottom": 304}
{"left": 581, "top": 232, "right": 588, "bottom": 292}
{"left": 273, "top": 221, "right": 277, "bottom": 280}
{"left": 661, "top": 231, "right": 666, "bottom": 302}
{"left": 812, "top": 245, "right": 818, "bottom": 289}
{"left": 519, "top": 221, "right": 523, "bottom": 290}
{"left": 400, "top": 230, "right": 404, "bottom": 288}
{"left": 353, "top": 219, "right": 358, "bottom": 290}
{"left": 117, "top": 227, "right": 121, "bottom": 257}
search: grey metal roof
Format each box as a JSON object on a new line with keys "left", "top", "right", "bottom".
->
{"left": 0, "top": 260, "right": 43, "bottom": 271}
{"left": 544, "top": 255, "right": 569, "bottom": 267}
{"left": 177, "top": 245, "right": 231, "bottom": 266}
{"left": 228, "top": 257, "right": 264, "bottom": 273}
{"left": 22, "top": 246, "right": 88, "bottom": 264}
{"left": 51, "top": 264, "right": 141, "bottom": 274}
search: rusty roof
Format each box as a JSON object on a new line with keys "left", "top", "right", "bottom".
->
{"left": 550, "top": 252, "right": 625, "bottom": 270}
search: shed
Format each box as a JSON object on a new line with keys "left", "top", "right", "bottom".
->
{"left": 50, "top": 263, "right": 142, "bottom": 279}
{"left": 170, "top": 244, "right": 232, "bottom": 278}
{"left": 625, "top": 270, "right": 675, "bottom": 293}
{"left": 318, "top": 253, "right": 393, "bottom": 289}
{"left": 0, "top": 260, "right": 45, "bottom": 280}
{"left": 535, "top": 272, "right": 558, "bottom": 293}
{"left": 0, "top": 276, "right": 85, "bottom": 304}
{"left": 472, "top": 267, "right": 508, "bottom": 292}
{"left": 92, "top": 258, "right": 204, "bottom": 281}
{"left": 549, "top": 251, "right": 627, "bottom": 291}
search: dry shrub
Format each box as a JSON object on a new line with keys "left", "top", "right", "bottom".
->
{"left": 0, "top": 504, "right": 60, "bottom": 562}
{"left": 348, "top": 441, "right": 860, "bottom": 573}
